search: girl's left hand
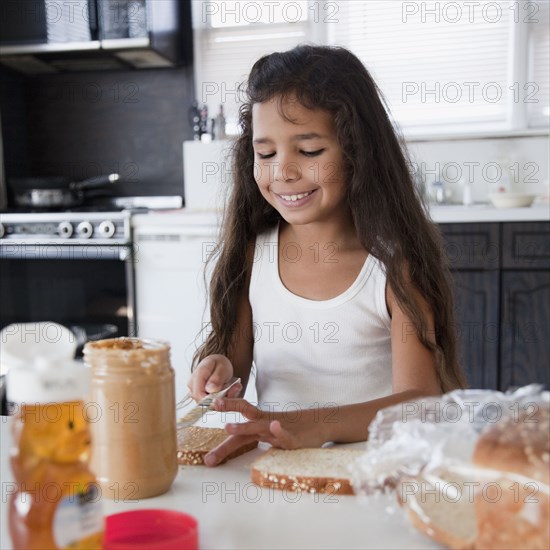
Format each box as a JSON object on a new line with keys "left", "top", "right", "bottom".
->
{"left": 203, "top": 398, "right": 331, "bottom": 466}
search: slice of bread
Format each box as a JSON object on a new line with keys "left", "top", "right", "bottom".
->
{"left": 251, "top": 448, "right": 363, "bottom": 495}
{"left": 176, "top": 426, "right": 258, "bottom": 465}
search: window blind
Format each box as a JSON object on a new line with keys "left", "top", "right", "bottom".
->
{"left": 527, "top": 0, "right": 550, "bottom": 126}
{"left": 47, "top": 0, "right": 91, "bottom": 42}
{"left": 330, "top": 0, "right": 511, "bottom": 130}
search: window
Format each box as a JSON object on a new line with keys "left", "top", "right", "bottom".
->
{"left": 193, "top": 0, "right": 549, "bottom": 136}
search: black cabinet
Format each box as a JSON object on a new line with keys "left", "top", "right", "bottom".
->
{"left": 440, "top": 221, "right": 550, "bottom": 391}
{"left": 0, "top": 0, "right": 192, "bottom": 72}
{"left": 502, "top": 222, "right": 550, "bottom": 269}
{"left": 500, "top": 271, "right": 550, "bottom": 389}
{"left": 452, "top": 270, "right": 499, "bottom": 389}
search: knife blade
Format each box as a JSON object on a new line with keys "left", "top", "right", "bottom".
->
{"left": 176, "top": 378, "right": 241, "bottom": 429}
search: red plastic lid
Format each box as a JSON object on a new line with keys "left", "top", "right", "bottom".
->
{"left": 104, "top": 509, "right": 199, "bottom": 550}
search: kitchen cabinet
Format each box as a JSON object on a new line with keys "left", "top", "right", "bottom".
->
{"left": 452, "top": 270, "right": 499, "bottom": 389}
{"left": 500, "top": 222, "right": 550, "bottom": 390}
{"left": 440, "top": 221, "right": 550, "bottom": 391}
{"left": 500, "top": 271, "right": 550, "bottom": 389}
{"left": 0, "top": 0, "right": 192, "bottom": 72}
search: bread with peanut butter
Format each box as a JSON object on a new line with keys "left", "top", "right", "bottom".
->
{"left": 251, "top": 448, "right": 362, "bottom": 495}
{"left": 177, "top": 426, "right": 258, "bottom": 465}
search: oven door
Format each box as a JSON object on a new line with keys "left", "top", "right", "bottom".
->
{"left": 0, "top": 243, "right": 136, "bottom": 348}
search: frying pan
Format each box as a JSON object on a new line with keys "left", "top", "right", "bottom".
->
{"left": 10, "top": 173, "right": 120, "bottom": 208}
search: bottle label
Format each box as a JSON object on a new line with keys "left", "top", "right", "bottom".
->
{"left": 53, "top": 484, "right": 103, "bottom": 549}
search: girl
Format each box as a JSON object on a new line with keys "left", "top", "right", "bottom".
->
{"left": 187, "top": 44, "right": 467, "bottom": 466}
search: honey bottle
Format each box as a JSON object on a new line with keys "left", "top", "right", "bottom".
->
{"left": 4, "top": 322, "right": 103, "bottom": 549}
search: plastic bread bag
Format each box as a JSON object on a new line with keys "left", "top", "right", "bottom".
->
{"left": 350, "top": 384, "right": 549, "bottom": 550}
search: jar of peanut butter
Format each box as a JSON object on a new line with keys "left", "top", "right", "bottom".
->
{"left": 84, "top": 338, "right": 177, "bottom": 500}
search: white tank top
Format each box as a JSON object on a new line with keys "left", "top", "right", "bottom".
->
{"left": 249, "top": 224, "right": 393, "bottom": 411}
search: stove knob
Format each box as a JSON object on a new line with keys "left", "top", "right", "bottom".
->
{"left": 98, "top": 220, "right": 116, "bottom": 239}
{"left": 0, "top": 223, "right": 5, "bottom": 239}
{"left": 76, "top": 221, "right": 93, "bottom": 239}
{"left": 58, "top": 221, "right": 74, "bottom": 239}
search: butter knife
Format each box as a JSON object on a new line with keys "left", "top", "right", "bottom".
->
{"left": 176, "top": 378, "right": 241, "bottom": 429}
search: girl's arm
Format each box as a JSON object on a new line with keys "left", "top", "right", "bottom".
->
{"left": 387, "top": 278, "right": 442, "bottom": 396}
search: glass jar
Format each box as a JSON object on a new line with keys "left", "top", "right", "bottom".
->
{"left": 84, "top": 338, "right": 177, "bottom": 500}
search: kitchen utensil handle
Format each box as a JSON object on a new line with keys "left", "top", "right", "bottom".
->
{"left": 70, "top": 173, "right": 119, "bottom": 190}
{"left": 176, "top": 377, "right": 241, "bottom": 411}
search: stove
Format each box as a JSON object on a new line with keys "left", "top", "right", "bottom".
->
{"left": 0, "top": 211, "right": 132, "bottom": 245}
{"left": 0, "top": 196, "right": 182, "bottom": 339}
{"left": 0, "top": 195, "right": 182, "bottom": 243}
{"left": 0, "top": 208, "right": 140, "bottom": 340}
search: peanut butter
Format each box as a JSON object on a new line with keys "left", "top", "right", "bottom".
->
{"left": 84, "top": 338, "right": 177, "bottom": 500}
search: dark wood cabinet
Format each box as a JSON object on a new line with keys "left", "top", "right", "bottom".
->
{"left": 440, "top": 221, "right": 550, "bottom": 391}
{"left": 502, "top": 222, "right": 550, "bottom": 269}
{"left": 500, "top": 270, "right": 550, "bottom": 390}
{"left": 441, "top": 223, "right": 500, "bottom": 270}
{"left": 452, "top": 270, "right": 499, "bottom": 389}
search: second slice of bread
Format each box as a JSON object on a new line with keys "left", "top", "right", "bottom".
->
{"left": 177, "top": 426, "right": 258, "bottom": 465}
{"left": 251, "top": 448, "right": 362, "bottom": 495}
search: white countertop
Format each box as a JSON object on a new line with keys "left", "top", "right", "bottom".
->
{"left": 429, "top": 202, "right": 549, "bottom": 223}
{"left": 132, "top": 209, "right": 221, "bottom": 228}
{"left": 132, "top": 203, "right": 549, "bottom": 228}
{"left": 0, "top": 419, "right": 441, "bottom": 550}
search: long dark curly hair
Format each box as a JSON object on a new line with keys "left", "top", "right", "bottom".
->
{"left": 193, "top": 44, "right": 467, "bottom": 393}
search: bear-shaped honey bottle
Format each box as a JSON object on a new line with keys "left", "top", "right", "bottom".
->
{"left": 3, "top": 323, "right": 104, "bottom": 549}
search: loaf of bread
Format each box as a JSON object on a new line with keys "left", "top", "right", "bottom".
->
{"left": 472, "top": 406, "right": 549, "bottom": 485}
{"left": 402, "top": 404, "right": 550, "bottom": 550}
{"left": 251, "top": 448, "right": 363, "bottom": 495}
{"left": 400, "top": 467, "right": 477, "bottom": 550}
{"left": 176, "top": 426, "right": 258, "bottom": 465}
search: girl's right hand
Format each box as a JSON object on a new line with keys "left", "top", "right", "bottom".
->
{"left": 187, "top": 354, "right": 242, "bottom": 402}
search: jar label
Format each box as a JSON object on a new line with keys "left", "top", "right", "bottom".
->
{"left": 53, "top": 484, "right": 103, "bottom": 549}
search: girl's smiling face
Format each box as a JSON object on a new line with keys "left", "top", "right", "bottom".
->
{"left": 252, "top": 96, "right": 348, "bottom": 226}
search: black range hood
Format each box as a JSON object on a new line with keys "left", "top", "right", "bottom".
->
{"left": 0, "top": 0, "right": 192, "bottom": 74}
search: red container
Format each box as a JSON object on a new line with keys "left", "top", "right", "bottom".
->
{"left": 104, "top": 509, "right": 198, "bottom": 550}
